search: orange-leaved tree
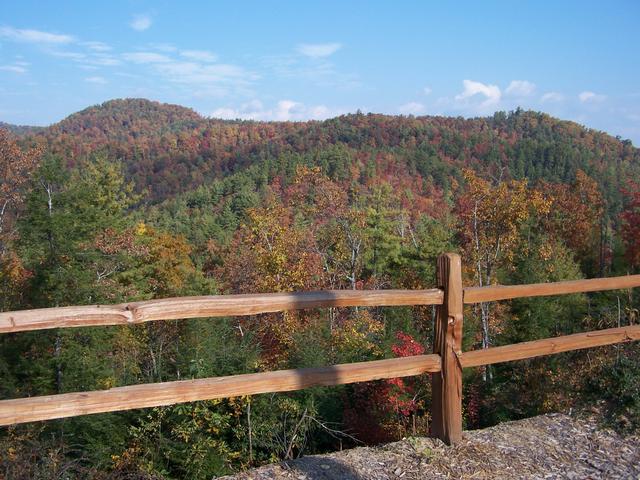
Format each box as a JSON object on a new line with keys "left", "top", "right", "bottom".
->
{"left": 217, "top": 197, "right": 324, "bottom": 366}
{"left": 621, "top": 182, "right": 640, "bottom": 270}
{"left": 539, "top": 170, "right": 604, "bottom": 271}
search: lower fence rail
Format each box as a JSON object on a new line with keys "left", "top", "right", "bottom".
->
{"left": 0, "top": 354, "right": 441, "bottom": 426}
{"left": 460, "top": 324, "right": 640, "bottom": 368}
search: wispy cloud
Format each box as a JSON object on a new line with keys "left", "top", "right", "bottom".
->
{"left": 0, "top": 25, "right": 122, "bottom": 70}
{"left": 130, "top": 14, "right": 152, "bottom": 32}
{"left": 180, "top": 50, "right": 217, "bottom": 62}
{"left": 0, "top": 26, "right": 74, "bottom": 44}
{"left": 123, "top": 52, "right": 171, "bottom": 63}
{"left": 263, "top": 53, "right": 359, "bottom": 89}
{"left": 119, "top": 49, "right": 256, "bottom": 97}
{"left": 505, "top": 80, "right": 536, "bottom": 97}
{"left": 423, "top": 86, "right": 432, "bottom": 95}
{"left": 296, "top": 42, "right": 342, "bottom": 58}
{"left": 85, "top": 76, "right": 107, "bottom": 84}
{"left": 156, "top": 61, "right": 250, "bottom": 85}
{"left": 455, "top": 79, "right": 501, "bottom": 108}
{"left": 579, "top": 91, "right": 606, "bottom": 103}
{"left": 0, "top": 64, "right": 27, "bottom": 74}
{"left": 49, "top": 50, "right": 86, "bottom": 60}
{"left": 86, "top": 54, "right": 121, "bottom": 66}
{"left": 82, "top": 41, "right": 111, "bottom": 52}
{"left": 541, "top": 91, "right": 564, "bottom": 102}
{"left": 398, "top": 102, "right": 426, "bottom": 115}
{"left": 212, "top": 99, "right": 341, "bottom": 121}
{"left": 149, "top": 43, "right": 177, "bottom": 53}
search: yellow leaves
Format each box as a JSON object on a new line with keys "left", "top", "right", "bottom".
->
{"left": 223, "top": 202, "right": 322, "bottom": 294}
{"left": 98, "top": 376, "right": 116, "bottom": 389}
{"left": 538, "top": 242, "right": 554, "bottom": 262}
{"left": 458, "top": 169, "right": 551, "bottom": 280}
{"left": 135, "top": 222, "right": 147, "bottom": 236}
{"left": 139, "top": 227, "right": 198, "bottom": 296}
{"left": 332, "top": 310, "right": 384, "bottom": 360}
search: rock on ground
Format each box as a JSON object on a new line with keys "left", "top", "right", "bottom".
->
{"left": 219, "top": 413, "right": 640, "bottom": 479}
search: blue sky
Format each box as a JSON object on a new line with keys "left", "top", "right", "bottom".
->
{"left": 1, "top": 1, "right": 639, "bottom": 143}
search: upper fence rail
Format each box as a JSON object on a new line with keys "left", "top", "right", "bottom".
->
{"left": 2, "top": 274, "right": 640, "bottom": 334}
{"left": 0, "top": 289, "right": 444, "bottom": 334}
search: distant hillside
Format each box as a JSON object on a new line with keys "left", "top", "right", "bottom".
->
{"left": 50, "top": 98, "right": 203, "bottom": 139}
{"left": 0, "top": 121, "right": 44, "bottom": 136}
{"left": 9, "top": 98, "right": 640, "bottom": 208}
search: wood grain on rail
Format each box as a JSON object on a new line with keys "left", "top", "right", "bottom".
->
{"left": 460, "top": 324, "right": 640, "bottom": 368}
{"left": 0, "top": 354, "right": 441, "bottom": 426}
{"left": 464, "top": 275, "right": 640, "bottom": 304}
{"left": 0, "top": 289, "right": 443, "bottom": 334}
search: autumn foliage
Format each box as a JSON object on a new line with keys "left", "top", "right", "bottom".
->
{"left": 1, "top": 101, "right": 639, "bottom": 478}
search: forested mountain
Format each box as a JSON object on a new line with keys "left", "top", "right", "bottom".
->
{"left": 1, "top": 99, "right": 640, "bottom": 479}
{"left": 16, "top": 99, "right": 639, "bottom": 206}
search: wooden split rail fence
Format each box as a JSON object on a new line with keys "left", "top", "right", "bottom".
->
{"left": 1, "top": 253, "right": 639, "bottom": 445}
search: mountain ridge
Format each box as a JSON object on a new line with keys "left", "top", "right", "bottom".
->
{"left": 4, "top": 98, "right": 639, "bottom": 206}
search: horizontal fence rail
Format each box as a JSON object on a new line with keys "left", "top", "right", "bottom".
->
{"left": 460, "top": 324, "right": 640, "bottom": 368}
{"left": 0, "top": 354, "right": 441, "bottom": 426}
{"left": 0, "top": 289, "right": 444, "bottom": 334}
{"left": 464, "top": 274, "right": 640, "bottom": 304}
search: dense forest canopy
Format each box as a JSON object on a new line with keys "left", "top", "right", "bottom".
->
{"left": 1, "top": 98, "right": 640, "bottom": 479}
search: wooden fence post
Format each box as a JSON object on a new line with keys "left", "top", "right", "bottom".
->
{"left": 431, "top": 252, "right": 463, "bottom": 445}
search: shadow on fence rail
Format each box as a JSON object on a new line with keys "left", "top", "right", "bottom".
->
{"left": 0, "top": 253, "right": 639, "bottom": 445}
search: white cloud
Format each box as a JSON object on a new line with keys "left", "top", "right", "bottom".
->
{"left": 274, "top": 100, "right": 303, "bottom": 120}
{"left": 423, "top": 86, "right": 432, "bottom": 95}
{"left": 211, "top": 107, "right": 239, "bottom": 119}
{"left": 123, "top": 52, "right": 171, "bottom": 63}
{"left": 541, "top": 91, "right": 564, "bottom": 102}
{"left": 122, "top": 53, "right": 249, "bottom": 88}
{"left": 398, "top": 102, "right": 426, "bottom": 115}
{"left": 85, "top": 76, "right": 107, "bottom": 84}
{"left": 263, "top": 53, "right": 359, "bottom": 89}
{"left": 87, "top": 54, "right": 121, "bottom": 66}
{"left": 296, "top": 42, "right": 342, "bottom": 58}
{"left": 0, "top": 28, "right": 121, "bottom": 70}
{"left": 49, "top": 50, "right": 86, "bottom": 60}
{"left": 455, "top": 79, "right": 501, "bottom": 107}
{"left": 179, "top": 50, "right": 218, "bottom": 62}
{"left": 579, "top": 91, "right": 606, "bottom": 103}
{"left": 156, "top": 61, "right": 249, "bottom": 85}
{"left": 212, "top": 99, "right": 340, "bottom": 121}
{"left": 119, "top": 49, "right": 255, "bottom": 97}
{"left": 0, "top": 26, "right": 74, "bottom": 44}
{"left": 130, "top": 14, "right": 152, "bottom": 31}
{"left": 505, "top": 80, "right": 536, "bottom": 97}
{"left": 0, "top": 65, "right": 27, "bottom": 73}
{"left": 82, "top": 41, "right": 111, "bottom": 52}
{"left": 149, "top": 43, "right": 177, "bottom": 53}
{"left": 212, "top": 100, "right": 269, "bottom": 120}
{"left": 308, "top": 105, "right": 331, "bottom": 118}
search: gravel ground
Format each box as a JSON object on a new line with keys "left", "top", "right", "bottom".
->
{"left": 220, "top": 413, "right": 640, "bottom": 479}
